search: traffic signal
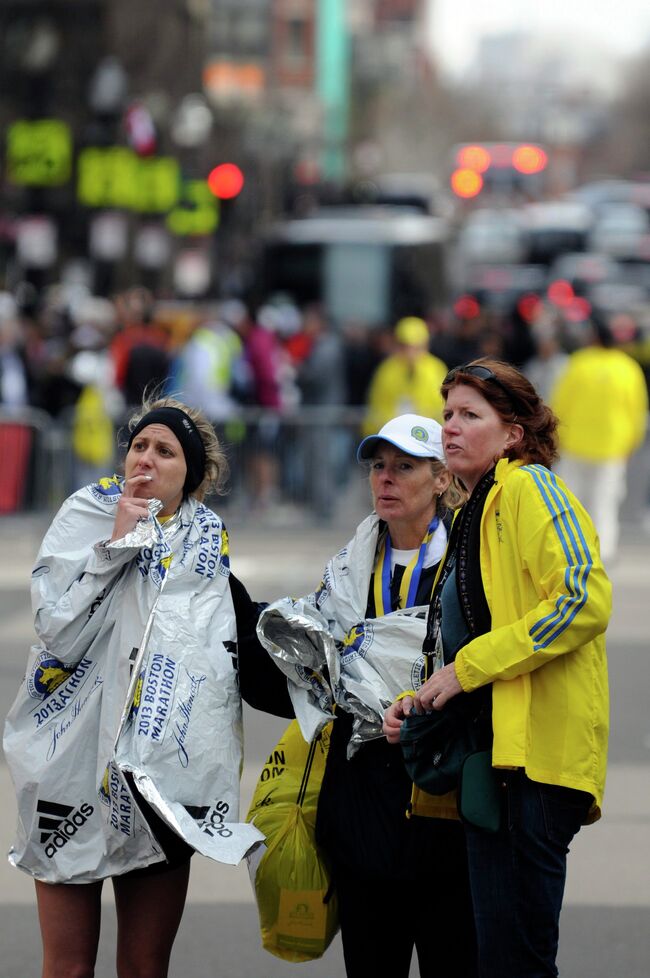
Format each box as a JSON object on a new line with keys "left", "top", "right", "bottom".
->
{"left": 207, "top": 163, "right": 244, "bottom": 200}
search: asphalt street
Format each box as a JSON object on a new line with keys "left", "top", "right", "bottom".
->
{"left": 1, "top": 498, "right": 649, "bottom": 977}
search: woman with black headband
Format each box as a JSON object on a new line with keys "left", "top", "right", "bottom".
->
{"left": 4, "top": 396, "right": 292, "bottom": 978}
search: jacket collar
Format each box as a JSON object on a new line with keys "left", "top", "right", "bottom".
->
{"left": 493, "top": 457, "right": 525, "bottom": 483}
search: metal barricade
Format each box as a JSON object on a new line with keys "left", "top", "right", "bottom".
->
{"left": 0, "top": 407, "right": 70, "bottom": 515}
{"left": 212, "top": 405, "right": 369, "bottom": 527}
{"left": 0, "top": 406, "right": 371, "bottom": 527}
{"left": 4, "top": 405, "right": 649, "bottom": 534}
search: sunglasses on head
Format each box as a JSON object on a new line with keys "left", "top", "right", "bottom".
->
{"left": 444, "top": 364, "right": 519, "bottom": 412}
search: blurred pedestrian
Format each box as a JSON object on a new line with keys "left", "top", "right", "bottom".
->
{"left": 110, "top": 287, "right": 171, "bottom": 408}
{"left": 342, "top": 321, "right": 391, "bottom": 407}
{"left": 523, "top": 311, "right": 569, "bottom": 402}
{"left": 172, "top": 302, "right": 245, "bottom": 421}
{"left": 384, "top": 359, "right": 611, "bottom": 978}
{"left": 4, "top": 396, "right": 291, "bottom": 978}
{"left": 259, "top": 415, "right": 476, "bottom": 978}
{"left": 551, "top": 314, "right": 648, "bottom": 562}
{"left": 236, "top": 301, "right": 291, "bottom": 511}
{"left": 0, "top": 292, "right": 38, "bottom": 512}
{"left": 0, "top": 292, "right": 34, "bottom": 411}
{"left": 295, "top": 304, "right": 347, "bottom": 520}
{"left": 67, "top": 296, "right": 123, "bottom": 490}
{"left": 362, "top": 316, "right": 447, "bottom": 436}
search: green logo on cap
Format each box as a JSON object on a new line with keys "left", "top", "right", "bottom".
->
{"left": 411, "top": 426, "right": 429, "bottom": 442}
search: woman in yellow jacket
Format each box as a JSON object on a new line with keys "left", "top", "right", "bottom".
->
{"left": 384, "top": 358, "right": 610, "bottom": 978}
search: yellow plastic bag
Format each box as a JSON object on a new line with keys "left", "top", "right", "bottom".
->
{"left": 246, "top": 719, "right": 338, "bottom": 962}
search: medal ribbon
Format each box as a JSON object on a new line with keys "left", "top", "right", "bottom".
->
{"left": 373, "top": 517, "right": 439, "bottom": 616}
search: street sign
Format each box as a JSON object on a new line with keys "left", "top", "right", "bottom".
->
{"left": 166, "top": 180, "right": 219, "bottom": 236}
{"left": 77, "top": 147, "right": 180, "bottom": 212}
{"left": 6, "top": 120, "right": 72, "bottom": 187}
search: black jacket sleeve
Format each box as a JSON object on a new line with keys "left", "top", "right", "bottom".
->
{"left": 229, "top": 572, "right": 294, "bottom": 718}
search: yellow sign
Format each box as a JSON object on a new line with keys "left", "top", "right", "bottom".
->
{"left": 6, "top": 119, "right": 72, "bottom": 186}
{"left": 134, "top": 156, "right": 180, "bottom": 213}
{"left": 77, "top": 148, "right": 180, "bottom": 212}
{"left": 77, "top": 147, "right": 135, "bottom": 208}
{"left": 166, "top": 180, "right": 219, "bottom": 236}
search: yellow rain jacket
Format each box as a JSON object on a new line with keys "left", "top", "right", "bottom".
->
{"left": 414, "top": 458, "right": 611, "bottom": 822}
{"left": 363, "top": 352, "right": 447, "bottom": 435}
{"left": 551, "top": 346, "right": 648, "bottom": 462}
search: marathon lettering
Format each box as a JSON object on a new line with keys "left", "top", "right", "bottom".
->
{"left": 108, "top": 767, "right": 134, "bottom": 837}
{"left": 194, "top": 510, "right": 229, "bottom": 579}
{"left": 137, "top": 652, "right": 177, "bottom": 740}
{"left": 172, "top": 669, "right": 206, "bottom": 767}
{"left": 46, "top": 675, "right": 103, "bottom": 760}
{"left": 32, "top": 658, "right": 96, "bottom": 727}
{"left": 136, "top": 542, "right": 168, "bottom": 579}
{"left": 195, "top": 530, "right": 221, "bottom": 579}
{"left": 260, "top": 748, "right": 286, "bottom": 782}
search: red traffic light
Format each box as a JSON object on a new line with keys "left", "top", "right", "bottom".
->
{"left": 207, "top": 163, "right": 244, "bottom": 199}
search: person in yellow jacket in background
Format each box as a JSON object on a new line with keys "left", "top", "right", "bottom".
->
{"left": 550, "top": 314, "right": 648, "bottom": 562}
{"left": 384, "top": 359, "right": 611, "bottom": 978}
{"left": 362, "top": 317, "right": 447, "bottom": 436}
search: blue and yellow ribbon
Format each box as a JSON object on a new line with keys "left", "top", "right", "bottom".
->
{"left": 373, "top": 517, "right": 439, "bottom": 616}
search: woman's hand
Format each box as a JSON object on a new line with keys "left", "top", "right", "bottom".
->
{"left": 383, "top": 696, "right": 414, "bottom": 744}
{"left": 110, "top": 476, "right": 153, "bottom": 542}
{"left": 414, "top": 662, "right": 463, "bottom": 713}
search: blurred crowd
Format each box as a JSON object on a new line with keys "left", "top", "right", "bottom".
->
{"left": 0, "top": 279, "right": 648, "bottom": 550}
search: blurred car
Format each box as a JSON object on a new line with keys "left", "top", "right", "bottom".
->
{"left": 589, "top": 279, "right": 649, "bottom": 316}
{"left": 455, "top": 208, "right": 526, "bottom": 267}
{"left": 462, "top": 263, "right": 548, "bottom": 315}
{"left": 547, "top": 252, "right": 621, "bottom": 297}
{"left": 587, "top": 203, "right": 650, "bottom": 261}
{"left": 569, "top": 178, "right": 650, "bottom": 220}
{"left": 521, "top": 201, "right": 593, "bottom": 264}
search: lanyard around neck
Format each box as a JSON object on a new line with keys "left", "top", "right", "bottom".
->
{"left": 373, "top": 517, "right": 439, "bottom": 617}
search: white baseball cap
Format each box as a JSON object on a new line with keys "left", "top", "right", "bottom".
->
{"left": 357, "top": 414, "right": 444, "bottom": 462}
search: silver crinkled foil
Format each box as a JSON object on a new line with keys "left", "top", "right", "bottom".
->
{"left": 109, "top": 496, "right": 163, "bottom": 548}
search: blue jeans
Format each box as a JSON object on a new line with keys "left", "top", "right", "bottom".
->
{"left": 464, "top": 770, "right": 592, "bottom": 978}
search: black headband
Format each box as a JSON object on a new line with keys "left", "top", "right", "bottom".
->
{"left": 127, "top": 407, "right": 207, "bottom": 495}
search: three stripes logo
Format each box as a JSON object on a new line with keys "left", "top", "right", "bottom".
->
{"left": 37, "top": 799, "right": 94, "bottom": 858}
{"left": 185, "top": 800, "right": 233, "bottom": 839}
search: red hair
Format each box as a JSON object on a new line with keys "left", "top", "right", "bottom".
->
{"left": 441, "top": 357, "right": 559, "bottom": 468}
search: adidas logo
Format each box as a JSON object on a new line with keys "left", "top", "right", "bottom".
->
{"left": 37, "top": 799, "right": 94, "bottom": 858}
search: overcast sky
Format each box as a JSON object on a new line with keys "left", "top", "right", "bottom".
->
{"left": 428, "top": 0, "right": 650, "bottom": 77}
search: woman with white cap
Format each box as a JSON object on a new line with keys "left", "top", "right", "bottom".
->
{"left": 258, "top": 414, "right": 477, "bottom": 978}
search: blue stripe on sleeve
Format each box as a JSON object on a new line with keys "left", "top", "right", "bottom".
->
{"left": 521, "top": 465, "right": 592, "bottom": 650}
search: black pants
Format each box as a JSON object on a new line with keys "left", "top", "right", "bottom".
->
{"left": 465, "top": 772, "right": 591, "bottom": 977}
{"left": 333, "top": 819, "right": 478, "bottom": 978}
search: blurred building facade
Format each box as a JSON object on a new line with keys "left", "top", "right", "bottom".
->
{"left": 0, "top": 0, "right": 437, "bottom": 301}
